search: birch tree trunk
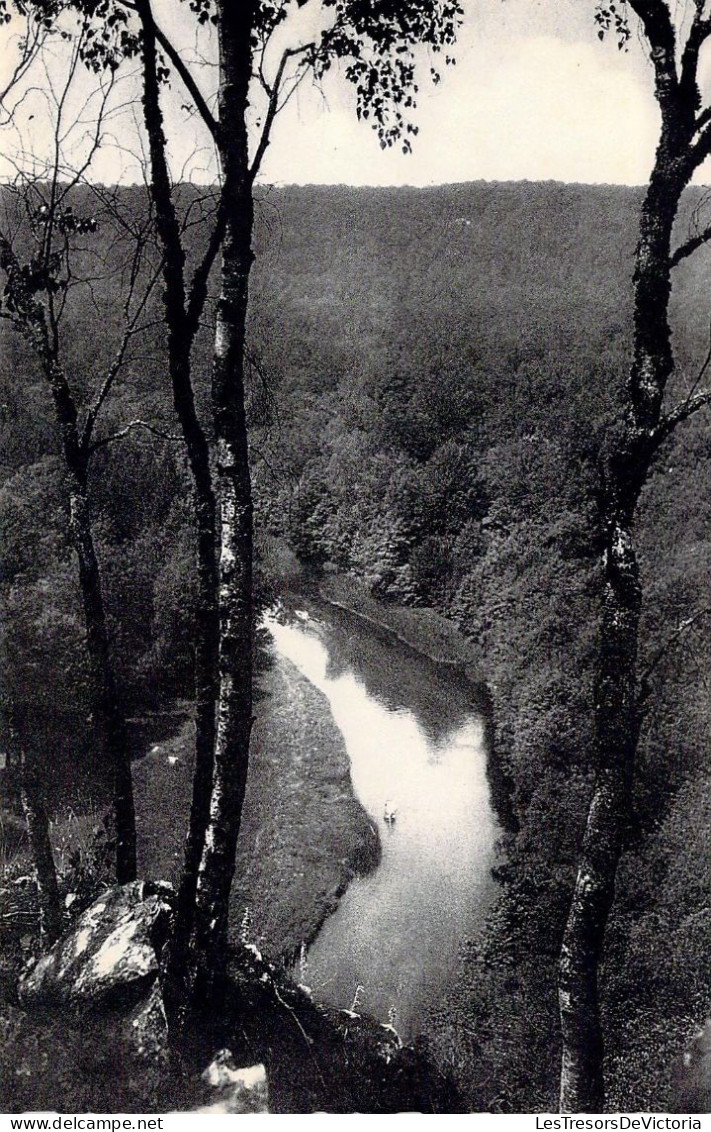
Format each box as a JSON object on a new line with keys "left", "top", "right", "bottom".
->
{"left": 191, "top": 0, "right": 256, "bottom": 997}
{"left": 21, "top": 761, "right": 62, "bottom": 944}
{"left": 558, "top": 119, "right": 692, "bottom": 1111}
{"left": 558, "top": 509, "right": 641, "bottom": 1112}
{"left": 137, "top": 0, "right": 220, "bottom": 1009}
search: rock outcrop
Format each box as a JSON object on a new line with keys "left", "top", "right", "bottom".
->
{"left": 195, "top": 1050, "right": 269, "bottom": 1113}
{"left": 9, "top": 881, "right": 456, "bottom": 1113}
{"left": 13, "top": 883, "right": 277, "bottom": 1112}
{"left": 20, "top": 880, "right": 173, "bottom": 1011}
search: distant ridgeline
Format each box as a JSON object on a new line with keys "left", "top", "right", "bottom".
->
{"left": 249, "top": 184, "right": 711, "bottom": 1112}
{"left": 2, "top": 182, "right": 710, "bottom": 1111}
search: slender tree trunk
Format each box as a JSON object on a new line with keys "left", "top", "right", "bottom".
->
{"left": 559, "top": 506, "right": 641, "bottom": 1111}
{"left": 172, "top": 488, "right": 219, "bottom": 976}
{"left": 66, "top": 461, "right": 137, "bottom": 883}
{"left": 137, "top": 0, "right": 220, "bottom": 1011}
{"left": 191, "top": 1, "right": 256, "bottom": 997}
{"left": 0, "top": 242, "right": 137, "bottom": 884}
{"left": 21, "top": 760, "right": 62, "bottom": 944}
{"left": 558, "top": 133, "right": 691, "bottom": 1111}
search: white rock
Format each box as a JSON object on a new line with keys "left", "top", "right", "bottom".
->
{"left": 200, "top": 1051, "right": 269, "bottom": 1113}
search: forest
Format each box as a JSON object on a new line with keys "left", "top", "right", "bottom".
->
{"left": 1, "top": 0, "right": 711, "bottom": 1117}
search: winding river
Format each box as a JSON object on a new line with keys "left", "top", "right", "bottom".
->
{"left": 266, "top": 599, "right": 499, "bottom": 1040}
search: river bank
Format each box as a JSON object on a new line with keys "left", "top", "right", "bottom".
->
{"left": 293, "top": 570, "right": 518, "bottom": 835}
{"left": 267, "top": 604, "right": 499, "bottom": 1037}
{"left": 309, "top": 573, "right": 484, "bottom": 675}
{"left": 1, "top": 630, "right": 466, "bottom": 1113}
{"left": 133, "top": 648, "right": 379, "bottom": 962}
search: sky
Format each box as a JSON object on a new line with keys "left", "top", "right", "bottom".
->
{"left": 1, "top": 0, "right": 707, "bottom": 187}
{"left": 258, "top": 0, "right": 664, "bottom": 186}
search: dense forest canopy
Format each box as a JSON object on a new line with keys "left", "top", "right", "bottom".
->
{"left": 3, "top": 176, "right": 710, "bottom": 798}
{"left": 2, "top": 174, "right": 711, "bottom": 1108}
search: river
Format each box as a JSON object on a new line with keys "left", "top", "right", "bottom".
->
{"left": 265, "top": 598, "right": 499, "bottom": 1041}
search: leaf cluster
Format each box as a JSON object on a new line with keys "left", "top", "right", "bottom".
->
{"left": 313, "top": 0, "right": 462, "bottom": 151}
{"left": 1, "top": 0, "right": 140, "bottom": 70}
{"left": 594, "top": 0, "right": 631, "bottom": 49}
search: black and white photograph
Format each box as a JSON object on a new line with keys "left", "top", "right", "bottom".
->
{"left": 0, "top": 0, "right": 710, "bottom": 1116}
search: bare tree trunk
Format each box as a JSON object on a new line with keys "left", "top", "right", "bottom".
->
{"left": 558, "top": 131, "right": 691, "bottom": 1110}
{"left": 66, "top": 463, "right": 136, "bottom": 884}
{"left": 21, "top": 762, "right": 62, "bottom": 944}
{"left": 559, "top": 509, "right": 641, "bottom": 1112}
{"left": 174, "top": 488, "right": 218, "bottom": 976}
{"left": 191, "top": 0, "right": 256, "bottom": 998}
{"left": 0, "top": 241, "right": 137, "bottom": 885}
{"left": 136, "top": 0, "right": 220, "bottom": 1011}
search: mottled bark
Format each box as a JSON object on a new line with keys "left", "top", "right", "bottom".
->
{"left": 190, "top": 1, "right": 256, "bottom": 997}
{"left": 21, "top": 763, "right": 62, "bottom": 944}
{"left": 136, "top": 0, "right": 220, "bottom": 1011}
{"left": 559, "top": 512, "right": 641, "bottom": 1112}
{"left": 558, "top": 93, "right": 695, "bottom": 1111}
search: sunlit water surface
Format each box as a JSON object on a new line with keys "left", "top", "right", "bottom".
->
{"left": 265, "top": 603, "right": 498, "bottom": 1039}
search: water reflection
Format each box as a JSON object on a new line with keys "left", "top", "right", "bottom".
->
{"left": 266, "top": 602, "right": 498, "bottom": 1040}
{"left": 316, "top": 610, "right": 479, "bottom": 747}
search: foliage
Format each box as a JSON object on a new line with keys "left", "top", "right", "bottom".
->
{"left": 312, "top": 0, "right": 462, "bottom": 152}
{"left": 244, "top": 181, "right": 710, "bottom": 1110}
{"left": 2, "top": 179, "right": 710, "bottom": 1109}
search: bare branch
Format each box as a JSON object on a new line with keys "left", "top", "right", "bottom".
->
{"left": 0, "top": 14, "right": 47, "bottom": 120}
{"left": 641, "top": 607, "right": 711, "bottom": 684}
{"left": 695, "top": 104, "right": 711, "bottom": 134}
{"left": 654, "top": 386, "right": 711, "bottom": 444}
{"left": 148, "top": 9, "right": 220, "bottom": 145}
{"left": 185, "top": 193, "right": 227, "bottom": 342}
{"left": 250, "top": 44, "right": 314, "bottom": 183}
{"left": 691, "top": 118, "right": 711, "bottom": 171}
{"left": 88, "top": 419, "right": 182, "bottom": 454}
{"left": 42, "top": 31, "right": 85, "bottom": 277}
{"left": 80, "top": 257, "right": 164, "bottom": 449}
{"left": 669, "top": 223, "right": 711, "bottom": 267}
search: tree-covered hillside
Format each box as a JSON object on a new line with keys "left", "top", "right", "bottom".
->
{"left": 248, "top": 182, "right": 711, "bottom": 1110}
{"left": 2, "top": 181, "right": 710, "bottom": 1110}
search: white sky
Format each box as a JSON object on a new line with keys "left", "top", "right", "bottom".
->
{"left": 259, "top": 0, "right": 664, "bottom": 186}
{"left": 2, "top": 0, "right": 711, "bottom": 186}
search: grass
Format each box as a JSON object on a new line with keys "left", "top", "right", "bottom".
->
{"left": 313, "top": 572, "right": 485, "bottom": 679}
{"left": 133, "top": 646, "right": 380, "bottom": 962}
{"left": 0, "top": 631, "right": 467, "bottom": 1113}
